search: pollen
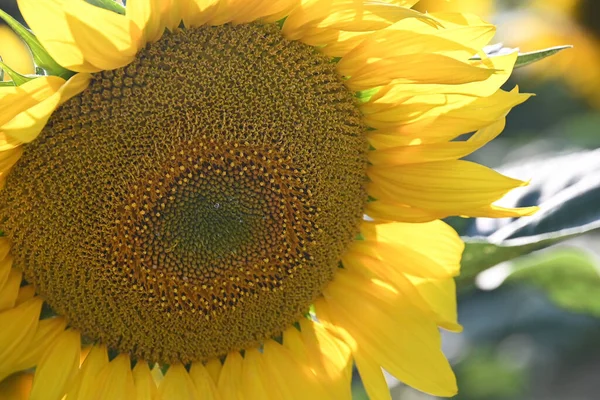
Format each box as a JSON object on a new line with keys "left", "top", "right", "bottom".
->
{"left": 0, "top": 23, "right": 368, "bottom": 363}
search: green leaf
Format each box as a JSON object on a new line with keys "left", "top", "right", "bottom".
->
{"left": 457, "top": 347, "right": 528, "bottom": 398}
{"left": 505, "top": 247, "right": 600, "bottom": 317}
{"left": 458, "top": 150, "right": 600, "bottom": 288}
{"left": 0, "top": 60, "right": 33, "bottom": 85}
{"left": 0, "top": 9, "right": 74, "bottom": 79}
{"left": 471, "top": 44, "right": 572, "bottom": 69}
{"left": 513, "top": 46, "right": 573, "bottom": 69}
{"left": 459, "top": 236, "right": 576, "bottom": 289}
{"left": 0, "top": 81, "right": 16, "bottom": 87}
{"left": 85, "top": 0, "right": 126, "bottom": 14}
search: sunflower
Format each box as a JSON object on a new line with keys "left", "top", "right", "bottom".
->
{"left": 0, "top": 0, "right": 534, "bottom": 398}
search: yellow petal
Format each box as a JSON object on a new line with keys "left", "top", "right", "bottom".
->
{"left": 368, "top": 118, "right": 505, "bottom": 163}
{"left": 157, "top": 364, "right": 200, "bottom": 400}
{"left": 466, "top": 203, "right": 539, "bottom": 218}
{"left": 0, "top": 137, "right": 29, "bottom": 159}
{"left": 127, "top": 0, "right": 164, "bottom": 43}
{"left": 179, "top": 0, "right": 220, "bottom": 28}
{"left": 262, "top": 0, "right": 302, "bottom": 23}
{"left": 0, "top": 76, "right": 64, "bottom": 127}
{"left": 58, "top": 73, "right": 93, "bottom": 106}
{"left": 30, "top": 329, "right": 81, "bottom": 400}
{"left": 316, "top": 3, "right": 430, "bottom": 32}
{"left": 0, "top": 74, "right": 89, "bottom": 144}
{"left": 406, "top": 276, "right": 462, "bottom": 331}
{"left": 368, "top": 118, "right": 506, "bottom": 154}
{"left": 341, "top": 253, "right": 437, "bottom": 320}
{"left": 0, "top": 268, "right": 23, "bottom": 311}
{"left": 338, "top": 13, "right": 495, "bottom": 75}
{"left": 228, "top": 0, "right": 300, "bottom": 24}
{"left": 297, "top": 319, "right": 353, "bottom": 399}
{"left": 353, "top": 350, "right": 391, "bottom": 400}
{"left": 320, "top": 269, "right": 457, "bottom": 396}
{"left": 159, "top": 0, "right": 182, "bottom": 31}
{"left": 370, "top": 52, "right": 518, "bottom": 106}
{"left": 0, "top": 297, "right": 42, "bottom": 380}
{"left": 0, "top": 255, "right": 13, "bottom": 294}
{"left": 368, "top": 160, "right": 529, "bottom": 217}
{"left": 189, "top": 362, "right": 220, "bottom": 400}
{"left": 133, "top": 361, "right": 158, "bottom": 400}
{"left": 92, "top": 354, "right": 136, "bottom": 400}
{"left": 1, "top": 95, "right": 61, "bottom": 143}
{"left": 300, "top": 17, "right": 437, "bottom": 51}
{"left": 0, "top": 238, "right": 10, "bottom": 260}
{"left": 8, "top": 317, "right": 67, "bottom": 375}
{"left": 283, "top": 326, "right": 307, "bottom": 363}
{"left": 217, "top": 352, "right": 244, "bottom": 400}
{"left": 17, "top": 0, "right": 98, "bottom": 72}
{"left": 355, "top": 219, "right": 463, "bottom": 278}
{"left": 283, "top": 0, "right": 433, "bottom": 42}
{"left": 241, "top": 348, "right": 279, "bottom": 400}
{"left": 14, "top": 285, "right": 36, "bottom": 306}
{"left": 0, "top": 73, "right": 91, "bottom": 143}
{"left": 205, "top": 358, "right": 222, "bottom": 384}
{"left": 363, "top": 86, "right": 529, "bottom": 137}
{"left": 202, "top": 0, "right": 237, "bottom": 25}
{"left": 151, "top": 363, "right": 165, "bottom": 386}
{"left": 0, "top": 239, "right": 10, "bottom": 261}
{"left": 319, "top": 31, "right": 372, "bottom": 57}
{"left": 364, "top": 199, "right": 439, "bottom": 223}
{"left": 345, "top": 54, "right": 496, "bottom": 91}
{"left": 360, "top": 61, "right": 525, "bottom": 140}
{"left": 364, "top": 189, "right": 537, "bottom": 223}
{"left": 0, "top": 371, "right": 34, "bottom": 400}
{"left": 428, "top": 13, "right": 496, "bottom": 53}
{"left": 64, "top": 0, "right": 142, "bottom": 71}
{"left": 262, "top": 340, "right": 330, "bottom": 400}
{"left": 65, "top": 344, "right": 108, "bottom": 400}
{"left": 1, "top": 96, "right": 61, "bottom": 143}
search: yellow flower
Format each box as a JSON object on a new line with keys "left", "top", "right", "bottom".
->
{"left": 0, "top": 0, "right": 534, "bottom": 399}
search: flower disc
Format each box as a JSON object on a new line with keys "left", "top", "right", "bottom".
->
{"left": 0, "top": 23, "right": 368, "bottom": 363}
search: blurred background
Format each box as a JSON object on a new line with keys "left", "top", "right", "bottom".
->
{"left": 1, "top": 0, "right": 599, "bottom": 399}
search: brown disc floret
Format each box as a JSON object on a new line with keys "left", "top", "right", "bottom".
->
{"left": 0, "top": 22, "right": 368, "bottom": 363}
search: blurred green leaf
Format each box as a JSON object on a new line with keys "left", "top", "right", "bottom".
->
{"left": 458, "top": 347, "right": 528, "bottom": 398}
{"left": 513, "top": 46, "right": 573, "bottom": 69}
{"left": 460, "top": 239, "right": 559, "bottom": 288}
{"left": 85, "top": 0, "right": 126, "bottom": 14}
{"left": 507, "top": 247, "right": 600, "bottom": 317}
{"left": 472, "top": 44, "right": 572, "bottom": 69}
{"left": 459, "top": 150, "right": 600, "bottom": 287}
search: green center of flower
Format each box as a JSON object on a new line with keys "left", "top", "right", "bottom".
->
{"left": 0, "top": 23, "right": 368, "bottom": 363}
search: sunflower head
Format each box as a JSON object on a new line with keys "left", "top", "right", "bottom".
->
{"left": 0, "top": 0, "right": 534, "bottom": 398}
